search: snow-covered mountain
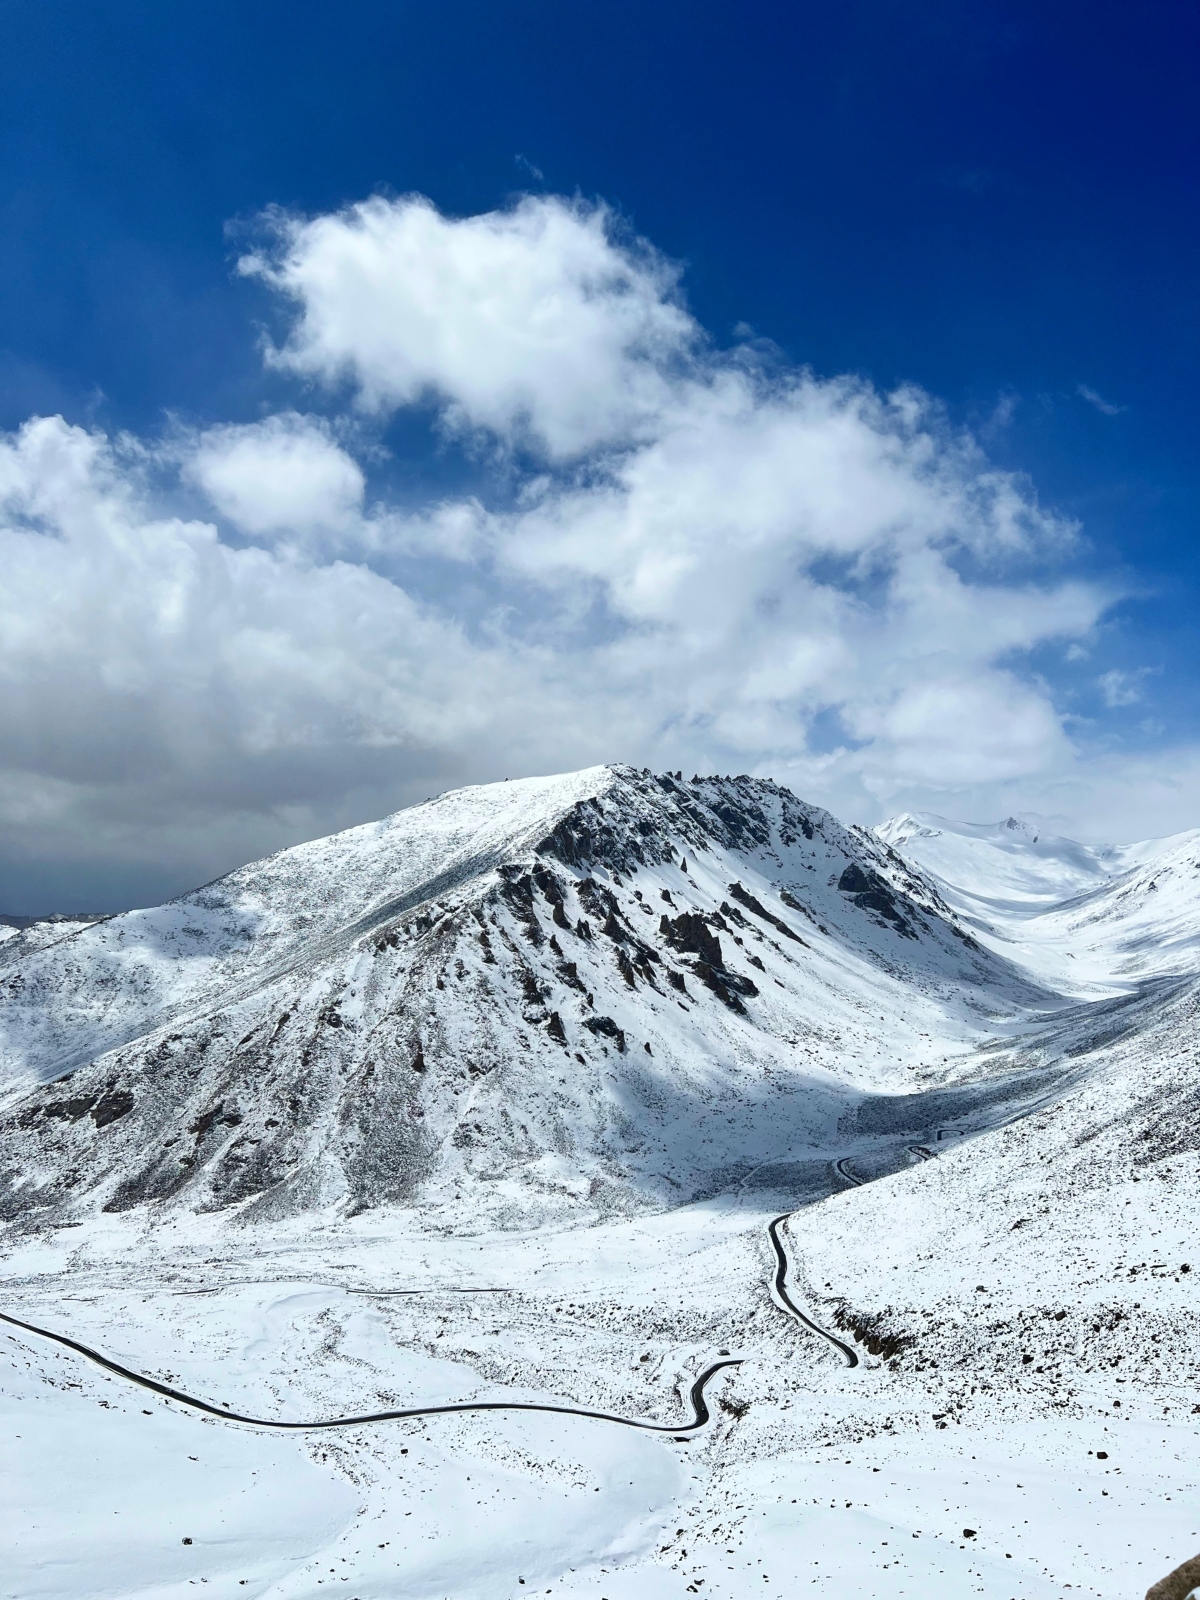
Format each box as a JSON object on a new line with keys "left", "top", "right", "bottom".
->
{"left": 6, "top": 774, "right": 1200, "bottom": 1600}
{"left": 877, "top": 809, "right": 1200, "bottom": 994}
{"left": 0, "top": 766, "right": 1064, "bottom": 1229}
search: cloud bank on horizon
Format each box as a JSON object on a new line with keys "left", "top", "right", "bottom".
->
{"left": 0, "top": 193, "right": 1189, "bottom": 906}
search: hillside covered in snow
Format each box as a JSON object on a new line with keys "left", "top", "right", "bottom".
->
{"left": 0, "top": 766, "right": 1065, "bottom": 1230}
{"left": 3, "top": 770, "right": 1199, "bottom": 1600}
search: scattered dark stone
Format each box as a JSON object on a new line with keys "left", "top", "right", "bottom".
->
{"left": 518, "top": 967, "right": 544, "bottom": 1006}
{"left": 189, "top": 1104, "right": 242, "bottom": 1140}
{"left": 659, "top": 912, "right": 722, "bottom": 967}
{"left": 411, "top": 1045, "right": 426, "bottom": 1073}
{"left": 556, "top": 959, "right": 587, "bottom": 992}
{"left": 583, "top": 1016, "right": 626, "bottom": 1052}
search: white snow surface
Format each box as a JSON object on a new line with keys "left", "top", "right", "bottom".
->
{"left": 3, "top": 770, "right": 1199, "bottom": 1600}
{"left": 878, "top": 809, "right": 1200, "bottom": 996}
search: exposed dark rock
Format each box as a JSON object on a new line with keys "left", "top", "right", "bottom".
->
{"left": 727, "top": 881, "right": 808, "bottom": 945}
{"left": 583, "top": 1015, "right": 626, "bottom": 1052}
{"left": 836, "top": 863, "right": 916, "bottom": 937}
{"left": 659, "top": 912, "right": 723, "bottom": 967}
{"left": 42, "top": 1093, "right": 98, "bottom": 1122}
{"left": 92, "top": 1088, "right": 134, "bottom": 1128}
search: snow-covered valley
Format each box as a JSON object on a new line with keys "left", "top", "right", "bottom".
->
{"left": 3, "top": 768, "right": 1198, "bottom": 1599}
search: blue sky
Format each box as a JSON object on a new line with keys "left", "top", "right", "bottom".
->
{"left": 1, "top": 0, "right": 1198, "bottom": 909}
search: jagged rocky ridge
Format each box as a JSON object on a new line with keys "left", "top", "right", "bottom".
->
{"left": 0, "top": 766, "right": 1061, "bottom": 1228}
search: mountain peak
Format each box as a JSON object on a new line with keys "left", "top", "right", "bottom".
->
{"left": 0, "top": 765, "right": 1035, "bottom": 1230}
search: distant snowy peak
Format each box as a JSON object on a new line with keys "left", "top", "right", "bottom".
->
{"left": 877, "top": 812, "right": 1046, "bottom": 849}
{"left": 878, "top": 806, "right": 1200, "bottom": 994}
{"left": 877, "top": 808, "right": 1200, "bottom": 910}
{"left": 875, "top": 809, "right": 1119, "bottom": 907}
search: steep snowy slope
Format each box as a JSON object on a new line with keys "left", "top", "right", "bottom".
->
{"left": 878, "top": 810, "right": 1200, "bottom": 995}
{"left": 0, "top": 767, "right": 1061, "bottom": 1228}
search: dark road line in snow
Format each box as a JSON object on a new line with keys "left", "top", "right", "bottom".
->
{"left": 345, "top": 1287, "right": 514, "bottom": 1297}
{"left": 0, "top": 1309, "right": 740, "bottom": 1438}
{"left": 832, "top": 1157, "right": 864, "bottom": 1187}
{"left": 767, "top": 1215, "right": 858, "bottom": 1368}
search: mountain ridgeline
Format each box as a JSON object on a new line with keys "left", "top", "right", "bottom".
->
{"left": 0, "top": 766, "right": 1052, "bottom": 1230}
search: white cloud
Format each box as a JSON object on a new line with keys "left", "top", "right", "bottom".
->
{"left": 1097, "top": 668, "right": 1145, "bottom": 707}
{"left": 0, "top": 191, "right": 1180, "bottom": 904}
{"left": 1077, "top": 383, "right": 1126, "bottom": 417}
{"left": 240, "top": 194, "right": 694, "bottom": 459}
{"left": 182, "top": 413, "right": 365, "bottom": 540}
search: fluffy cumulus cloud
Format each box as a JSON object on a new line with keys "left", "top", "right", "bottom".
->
{"left": 241, "top": 195, "right": 693, "bottom": 458}
{"left": 181, "top": 413, "right": 366, "bottom": 540}
{"left": 0, "top": 192, "right": 1175, "bottom": 908}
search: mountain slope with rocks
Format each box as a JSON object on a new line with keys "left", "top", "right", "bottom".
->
{"left": 0, "top": 766, "right": 1060, "bottom": 1229}
{"left": 4, "top": 779, "right": 1200, "bottom": 1600}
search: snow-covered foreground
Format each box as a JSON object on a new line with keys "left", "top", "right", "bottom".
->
{"left": 5, "top": 1183, "right": 1196, "bottom": 1600}
{"left": 3, "top": 770, "right": 1199, "bottom": 1598}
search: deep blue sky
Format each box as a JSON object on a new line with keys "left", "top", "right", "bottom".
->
{"left": 1, "top": 0, "right": 1198, "bottom": 868}
{"left": 4, "top": 0, "right": 1198, "bottom": 669}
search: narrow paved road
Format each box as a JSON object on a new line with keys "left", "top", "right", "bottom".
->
{"left": 2, "top": 1206, "right": 862, "bottom": 1434}
{"left": 767, "top": 1214, "right": 859, "bottom": 1368}
{"left": 0, "top": 1307, "right": 739, "bottom": 1437}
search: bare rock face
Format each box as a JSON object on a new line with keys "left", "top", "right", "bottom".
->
{"left": 0, "top": 764, "right": 1049, "bottom": 1230}
{"left": 1146, "top": 1554, "right": 1200, "bottom": 1599}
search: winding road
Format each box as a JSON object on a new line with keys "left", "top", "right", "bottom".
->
{"left": 0, "top": 1306, "right": 740, "bottom": 1438}
{"left": 1, "top": 1208, "right": 860, "bottom": 1435}
{"left": 767, "top": 1214, "right": 859, "bottom": 1368}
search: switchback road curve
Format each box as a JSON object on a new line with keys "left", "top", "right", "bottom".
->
{"left": 768, "top": 1213, "right": 859, "bottom": 1368}
{"left": 0, "top": 1307, "right": 740, "bottom": 1438}
{"left": 2, "top": 1211, "right": 854, "bottom": 1436}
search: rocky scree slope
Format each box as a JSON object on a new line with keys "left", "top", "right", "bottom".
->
{"left": 0, "top": 766, "right": 1059, "bottom": 1230}
{"left": 785, "top": 967, "right": 1200, "bottom": 1428}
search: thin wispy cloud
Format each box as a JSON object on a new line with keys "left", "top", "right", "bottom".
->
{"left": 1077, "top": 383, "right": 1126, "bottom": 416}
